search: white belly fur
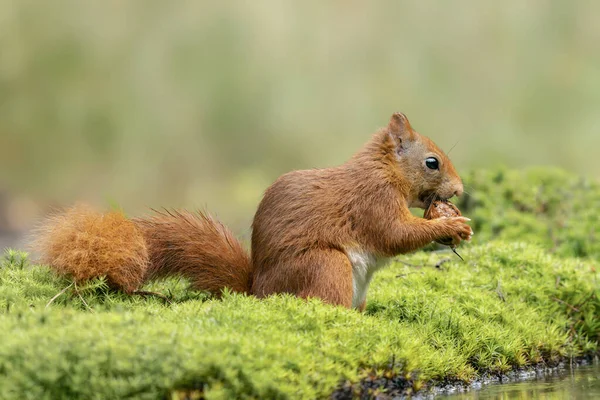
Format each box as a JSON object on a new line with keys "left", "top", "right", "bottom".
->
{"left": 346, "top": 249, "right": 389, "bottom": 309}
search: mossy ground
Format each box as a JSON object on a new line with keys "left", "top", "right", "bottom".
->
{"left": 1, "top": 168, "right": 599, "bottom": 399}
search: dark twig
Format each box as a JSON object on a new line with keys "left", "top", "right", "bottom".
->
{"left": 552, "top": 297, "right": 580, "bottom": 313}
{"left": 451, "top": 248, "right": 464, "bottom": 261}
{"left": 133, "top": 290, "right": 172, "bottom": 305}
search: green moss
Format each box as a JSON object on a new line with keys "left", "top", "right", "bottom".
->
{"left": 1, "top": 168, "right": 599, "bottom": 399}
{"left": 459, "top": 167, "right": 600, "bottom": 259}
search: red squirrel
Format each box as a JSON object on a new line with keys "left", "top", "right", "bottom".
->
{"left": 34, "top": 113, "right": 472, "bottom": 310}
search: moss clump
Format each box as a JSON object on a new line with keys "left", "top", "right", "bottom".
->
{"left": 0, "top": 168, "right": 599, "bottom": 399}
{"left": 459, "top": 167, "right": 600, "bottom": 259}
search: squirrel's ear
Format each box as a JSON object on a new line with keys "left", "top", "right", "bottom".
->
{"left": 388, "top": 112, "right": 415, "bottom": 140}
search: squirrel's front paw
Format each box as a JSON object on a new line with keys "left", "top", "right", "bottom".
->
{"left": 437, "top": 216, "right": 473, "bottom": 245}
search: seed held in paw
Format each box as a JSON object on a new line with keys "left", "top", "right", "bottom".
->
{"left": 424, "top": 200, "right": 462, "bottom": 220}
{"left": 424, "top": 200, "right": 462, "bottom": 247}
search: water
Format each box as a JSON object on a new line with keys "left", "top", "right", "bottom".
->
{"left": 437, "top": 364, "right": 600, "bottom": 399}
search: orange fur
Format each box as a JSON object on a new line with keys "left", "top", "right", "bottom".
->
{"left": 33, "top": 206, "right": 148, "bottom": 293}
{"left": 250, "top": 113, "right": 471, "bottom": 306}
{"left": 32, "top": 112, "right": 471, "bottom": 309}
{"left": 135, "top": 210, "right": 252, "bottom": 295}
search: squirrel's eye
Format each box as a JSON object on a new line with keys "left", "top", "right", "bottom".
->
{"left": 425, "top": 157, "right": 439, "bottom": 170}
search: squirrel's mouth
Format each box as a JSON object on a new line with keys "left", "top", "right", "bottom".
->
{"left": 419, "top": 192, "right": 453, "bottom": 209}
{"left": 420, "top": 192, "right": 441, "bottom": 209}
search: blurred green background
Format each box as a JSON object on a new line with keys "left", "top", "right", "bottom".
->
{"left": 1, "top": 1, "right": 599, "bottom": 240}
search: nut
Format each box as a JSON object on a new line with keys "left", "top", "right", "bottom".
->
{"left": 424, "top": 200, "right": 462, "bottom": 246}
{"left": 424, "top": 200, "right": 462, "bottom": 220}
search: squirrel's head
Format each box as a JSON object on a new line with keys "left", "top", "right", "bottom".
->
{"left": 387, "top": 112, "right": 463, "bottom": 209}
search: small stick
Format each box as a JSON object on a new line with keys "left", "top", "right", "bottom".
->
{"left": 133, "top": 290, "right": 172, "bottom": 305}
{"left": 45, "top": 282, "right": 74, "bottom": 309}
{"left": 451, "top": 247, "right": 464, "bottom": 261}
{"left": 394, "top": 258, "right": 423, "bottom": 268}
{"left": 551, "top": 297, "right": 580, "bottom": 313}
{"left": 74, "top": 281, "right": 95, "bottom": 313}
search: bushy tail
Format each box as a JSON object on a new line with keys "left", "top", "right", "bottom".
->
{"left": 135, "top": 210, "right": 252, "bottom": 295}
{"left": 33, "top": 206, "right": 149, "bottom": 293}
{"left": 33, "top": 206, "right": 253, "bottom": 295}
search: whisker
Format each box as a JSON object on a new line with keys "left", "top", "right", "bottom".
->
{"left": 447, "top": 140, "right": 460, "bottom": 155}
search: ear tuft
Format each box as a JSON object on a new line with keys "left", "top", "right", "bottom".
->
{"left": 388, "top": 112, "right": 415, "bottom": 141}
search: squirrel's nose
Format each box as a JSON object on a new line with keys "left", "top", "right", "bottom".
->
{"left": 453, "top": 182, "right": 464, "bottom": 197}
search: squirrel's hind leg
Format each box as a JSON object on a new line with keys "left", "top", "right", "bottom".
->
{"left": 252, "top": 248, "right": 354, "bottom": 309}
{"left": 294, "top": 249, "right": 354, "bottom": 309}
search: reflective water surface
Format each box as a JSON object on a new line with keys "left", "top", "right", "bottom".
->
{"left": 437, "top": 363, "right": 599, "bottom": 400}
